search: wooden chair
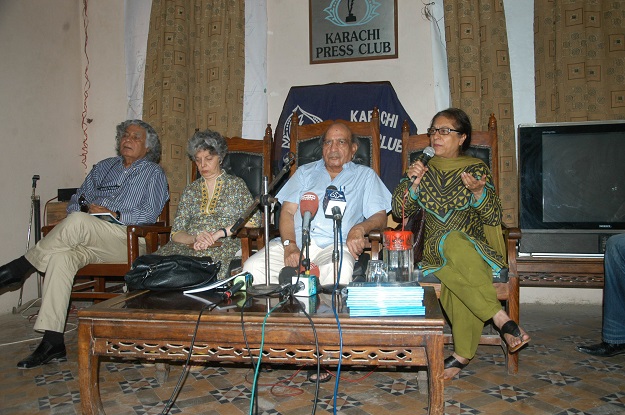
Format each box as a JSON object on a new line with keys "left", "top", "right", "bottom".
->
{"left": 188, "top": 126, "right": 275, "bottom": 265}
{"left": 387, "top": 113, "right": 522, "bottom": 374}
{"left": 41, "top": 201, "right": 171, "bottom": 302}
{"left": 288, "top": 107, "right": 384, "bottom": 272}
{"left": 289, "top": 107, "right": 381, "bottom": 176}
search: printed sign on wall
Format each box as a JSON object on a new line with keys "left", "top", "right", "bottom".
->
{"left": 309, "top": 0, "right": 398, "bottom": 64}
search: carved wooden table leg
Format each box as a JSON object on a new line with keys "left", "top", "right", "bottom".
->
{"left": 425, "top": 332, "right": 444, "bottom": 415}
{"left": 78, "top": 319, "right": 105, "bottom": 415}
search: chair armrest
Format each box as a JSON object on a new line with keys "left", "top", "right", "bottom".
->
{"left": 503, "top": 224, "right": 522, "bottom": 242}
{"left": 367, "top": 229, "right": 384, "bottom": 260}
{"left": 126, "top": 224, "right": 172, "bottom": 263}
{"left": 502, "top": 224, "right": 522, "bottom": 278}
{"left": 42, "top": 224, "right": 55, "bottom": 237}
{"left": 235, "top": 225, "right": 280, "bottom": 263}
{"left": 236, "top": 227, "right": 264, "bottom": 239}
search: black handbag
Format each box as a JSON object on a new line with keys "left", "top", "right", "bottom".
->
{"left": 125, "top": 254, "right": 221, "bottom": 291}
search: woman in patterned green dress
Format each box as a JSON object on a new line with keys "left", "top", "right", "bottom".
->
{"left": 392, "top": 108, "right": 530, "bottom": 379}
{"left": 155, "top": 130, "right": 260, "bottom": 279}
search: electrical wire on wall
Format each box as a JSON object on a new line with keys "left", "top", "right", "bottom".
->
{"left": 422, "top": 1, "right": 444, "bottom": 47}
{"left": 80, "top": 0, "right": 91, "bottom": 170}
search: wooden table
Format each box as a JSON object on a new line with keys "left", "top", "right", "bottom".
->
{"left": 77, "top": 287, "right": 445, "bottom": 415}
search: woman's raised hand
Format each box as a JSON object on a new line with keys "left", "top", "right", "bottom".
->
{"left": 407, "top": 160, "right": 428, "bottom": 189}
{"left": 461, "top": 171, "right": 486, "bottom": 200}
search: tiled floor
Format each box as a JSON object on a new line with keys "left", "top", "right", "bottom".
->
{"left": 1, "top": 301, "right": 624, "bottom": 414}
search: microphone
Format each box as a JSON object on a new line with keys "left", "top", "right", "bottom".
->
{"left": 410, "top": 146, "right": 435, "bottom": 181}
{"left": 300, "top": 192, "right": 319, "bottom": 235}
{"left": 322, "top": 185, "right": 346, "bottom": 220}
{"left": 222, "top": 280, "right": 245, "bottom": 300}
{"left": 282, "top": 151, "right": 296, "bottom": 166}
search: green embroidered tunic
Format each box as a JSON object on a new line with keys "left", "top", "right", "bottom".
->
{"left": 392, "top": 155, "right": 506, "bottom": 275}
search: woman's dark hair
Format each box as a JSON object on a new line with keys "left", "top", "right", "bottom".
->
{"left": 187, "top": 129, "right": 228, "bottom": 161}
{"left": 115, "top": 120, "right": 161, "bottom": 163}
{"left": 430, "top": 108, "right": 472, "bottom": 153}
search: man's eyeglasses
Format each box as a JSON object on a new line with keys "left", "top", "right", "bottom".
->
{"left": 426, "top": 127, "right": 461, "bottom": 136}
{"left": 322, "top": 139, "right": 350, "bottom": 147}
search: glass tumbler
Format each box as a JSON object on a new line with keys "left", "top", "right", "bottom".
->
{"left": 382, "top": 230, "right": 414, "bottom": 282}
{"left": 365, "top": 260, "right": 388, "bottom": 283}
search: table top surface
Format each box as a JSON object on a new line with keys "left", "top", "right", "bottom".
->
{"left": 78, "top": 285, "right": 444, "bottom": 326}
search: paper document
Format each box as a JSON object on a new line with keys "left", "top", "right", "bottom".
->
{"left": 90, "top": 212, "right": 124, "bottom": 225}
{"left": 183, "top": 271, "right": 244, "bottom": 294}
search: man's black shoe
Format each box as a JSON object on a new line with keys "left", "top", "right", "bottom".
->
{"left": 0, "top": 256, "right": 34, "bottom": 291}
{"left": 576, "top": 341, "right": 625, "bottom": 357}
{"left": 17, "top": 341, "right": 67, "bottom": 369}
{"left": 0, "top": 264, "right": 24, "bottom": 291}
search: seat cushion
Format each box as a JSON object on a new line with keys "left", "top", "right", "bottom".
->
{"left": 222, "top": 152, "right": 264, "bottom": 198}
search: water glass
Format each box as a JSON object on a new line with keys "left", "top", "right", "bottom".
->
{"left": 365, "top": 260, "right": 388, "bottom": 283}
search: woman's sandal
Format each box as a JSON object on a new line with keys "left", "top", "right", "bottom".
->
{"left": 307, "top": 368, "right": 332, "bottom": 384}
{"left": 499, "top": 320, "right": 530, "bottom": 353}
{"left": 443, "top": 355, "right": 469, "bottom": 380}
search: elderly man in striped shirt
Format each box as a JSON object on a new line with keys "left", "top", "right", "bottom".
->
{"left": 0, "top": 119, "right": 169, "bottom": 369}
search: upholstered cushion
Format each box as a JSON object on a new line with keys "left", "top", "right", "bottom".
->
{"left": 415, "top": 267, "right": 509, "bottom": 284}
{"left": 222, "top": 152, "right": 265, "bottom": 198}
{"left": 296, "top": 135, "right": 373, "bottom": 168}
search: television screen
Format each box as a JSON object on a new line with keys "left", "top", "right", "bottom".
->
{"left": 519, "top": 121, "right": 625, "bottom": 231}
{"left": 542, "top": 132, "right": 625, "bottom": 223}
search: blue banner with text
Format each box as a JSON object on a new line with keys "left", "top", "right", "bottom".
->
{"left": 274, "top": 81, "right": 416, "bottom": 190}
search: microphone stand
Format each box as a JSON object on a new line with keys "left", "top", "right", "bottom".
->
{"left": 332, "top": 216, "right": 340, "bottom": 288}
{"left": 301, "top": 226, "right": 311, "bottom": 274}
{"left": 244, "top": 154, "right": 295, "bottom": 296}
{"left": 321, "top": 209, "right": 343, "bottom": 294}
{"left": 229, "top": 153, "right": 294, "bottom": 236}
{"left": 14, "top": 175, "right": 43, "bottom": 314}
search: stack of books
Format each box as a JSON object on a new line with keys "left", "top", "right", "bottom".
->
{"left": 346, "top": 281, "right": 425, "bottom": 317}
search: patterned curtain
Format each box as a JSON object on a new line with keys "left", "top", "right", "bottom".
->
{"left": 444, "top": 0, "right": 517, "bottom": 226}
{"left": 534, "top": 0, "right": 625, "bottom": 122}
{"left": 143, "top": 0, "right": 245, "bottom": 218}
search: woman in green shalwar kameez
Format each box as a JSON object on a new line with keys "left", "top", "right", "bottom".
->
{"left": 392, "top": 108, "right": 530, "bottom": 379}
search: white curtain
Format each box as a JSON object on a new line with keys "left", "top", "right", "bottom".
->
{"left": 427, "top": 0, "right": 450, "bottom": 112}
{"left": 242, "top": 0, "right": 268, "bottom": 138}
{"left": 124, "top": 0, "right": 152, "bottom": 120}
{"left": 124, "top": 0, "right": 268, "bottom": 137}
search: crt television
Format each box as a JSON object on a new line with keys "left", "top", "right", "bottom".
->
{"left": 518, "top": 120, "right": 625, "bottom": 255}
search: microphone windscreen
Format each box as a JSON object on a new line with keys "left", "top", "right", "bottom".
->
{"left": 422, "top": 146, "right": 435, "bottom": 164}
{"left": 278, "top": 266, "right": 298, "bottom": 284}
{"left": 300, "top": 192, "right": 319, "bottom": 217}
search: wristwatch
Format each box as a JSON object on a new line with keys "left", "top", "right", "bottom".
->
{"left": 115, "top": 211, "right": 121, "bottom": 221}
{"left": 282, "top": 239, "right": 296, "bottom": 247}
